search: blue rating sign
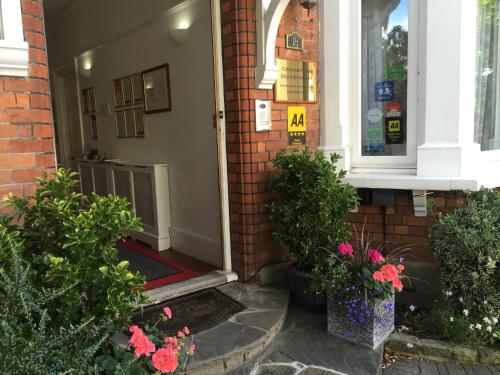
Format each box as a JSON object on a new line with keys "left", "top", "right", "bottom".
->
{"left": 375, "top": 81, "right": 395, "bottom": 102}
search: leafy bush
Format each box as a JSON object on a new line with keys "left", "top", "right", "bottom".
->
{"left": 0, "top": 227, "right": 106, "bottom": 374}
{"left": 268, "top": 148, "right": 358, "bottom": 272}
{"left": 3, "top": 169, "right": 147, "bottom": 336}
{"left": 429, "top": 188, "right": 500, "bottom": 319}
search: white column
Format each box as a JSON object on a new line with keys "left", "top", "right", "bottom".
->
{"left": 319, "top": 0, "right": 354, "bottom": 171}
{"left": 417, "top": 0, "right": 480, "bottom": 178}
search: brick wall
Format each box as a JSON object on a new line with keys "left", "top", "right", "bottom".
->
{"left": 0, "top": 0, "right": 55, "bottom": 202}
{"left": 221, "top": 0, "right": 319, "bottom": 280}
{"left": 348, "top": 191, "right": 466, "bottom": 262}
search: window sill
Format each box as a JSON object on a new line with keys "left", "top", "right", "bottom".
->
{"left": 0, "top": 40, "right": 29, "bottom": 77}
{"left": 343, "top": 173, "right": 499, "bottom": 191}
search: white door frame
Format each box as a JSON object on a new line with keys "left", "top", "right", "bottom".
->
{"left": 211, "top": 0, "right": 232, "bottom": 273}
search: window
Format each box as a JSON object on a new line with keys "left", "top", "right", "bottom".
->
{"left": 475, "top": 0, "right": 500, "bottom": 151}
{"left": 0, "top": 0, "right": 29, "bottom": 77}
{"left": 362, "top": 0, "right": 409, "bottom": 157}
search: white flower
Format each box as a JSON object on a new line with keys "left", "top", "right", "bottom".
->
{"left": 475, "top": 324, "right": 482, "bottom": 330}
{"left": 459, "top": 297, "right": 464, "bottom": 303}
{"left": 483, "top": 317, "right": 491, "bottom": 324}
{"left": 483, "top": 300, "right": 488, "bottom": 305}
{"left": 450, "top": 317, "right": 454, "bottom": 322}
{"left": 486, "top": 326, "right": 493, "bottom": 332}
{"left": 493, "top": 317, "right": 498, "bottom": 324}
{"left": 444, "top": 290, "right": 453, "bottom": 297}
{"left": 409, "top": 305, "right": 416, "bottom": 312}
{"left": 469, "top": 324, "right": 475, "bottom": 330}
{"left": 494, "top": 333, "right": 498, "bottom": 338}
{"left": 463, "top": 309, "right": 469, "bottom": 317}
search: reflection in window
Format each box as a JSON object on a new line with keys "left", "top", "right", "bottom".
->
{"left": 362, "top": 0, "right": 408, "bottom": 156}
{"left": 475, "top": 0, "right": 500, "bottom": 151}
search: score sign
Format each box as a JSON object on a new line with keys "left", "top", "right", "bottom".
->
{"left": 288, "top": 106, "right": 306, "bottom": 146}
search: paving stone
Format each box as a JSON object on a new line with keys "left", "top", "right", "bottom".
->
{"left": 234, "top": 309, "right": 285, "bottom": 333}
{"left": 298, "top": 367, "right": 341, "bottom": 374}
{"left": 444, "top": 362, "right": 467, "bottom": 375}
{"left": 261, "top": 351, "right": 295, "bottom": 364}
{"left": 384, "top": 359, "right": 420, "bottom": 375}
{"left": 418, "top": 360, "right": 440, "bottom": 375}
{"left": 479, "top": 347, "right": 500, "bottom": 365}
{"left": 256, "top": 364, "right": 297, "bottom": 375}
{"left": 462, "top": 363, "right": 495, "bottom": 375}
{"left": 435, "top": 361, "right": 449, "bottom": 375}
{"left": 386, "top": 333, "right": 421, "bottom": 355}
{"left": 488, "top": 365, "right": 500, "bottom": 375}
{"left": 452, "top": 345, "right": 478, "bottom": 362}
{"left": 420, "top": 339, "right": 453, "bottom": 359}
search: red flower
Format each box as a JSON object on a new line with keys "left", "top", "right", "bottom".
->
{"left": 152, "top": 347, "right": 179, "bottom": 373}
{"left": 373, "top": 271, "right": 384, "bottom": 282}
{"left": 337, "top": 242, "right": 353, "bottom": 257}
{"left": 128, "top": 326, "right": 155, "bottom": 357}
{"left": 164, "top": 336, "right": 179, "bottom": 351}
{"left": 163, "top": 307, "right": 172, "bottom": 319}
{"left": 367, "top": 249, "right": 385, "bottom": 264}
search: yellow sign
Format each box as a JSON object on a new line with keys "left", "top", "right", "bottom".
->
{"left": 288, "top": 106, "right": 306, "bottom": 146}
{"left": 387, "top": 119, "right": 401, "bottom": 132}
{"left": 275, "top": 59, "right": 317, "bottom": 102}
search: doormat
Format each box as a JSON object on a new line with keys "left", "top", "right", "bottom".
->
{"left": 132, "top": 288, "right": 246, "bottom": 336}
{"left": 117, "top": 239, "right": 198, "bottom": 290}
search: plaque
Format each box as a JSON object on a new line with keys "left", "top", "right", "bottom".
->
{"left": 285, "top": 32, "right": 303, "bottom": 51}
{"left": 288, "top": 106, "right": 306, "bottom": 146}
{"left": 275, "top": 59, "right": 317, "bottom": 102}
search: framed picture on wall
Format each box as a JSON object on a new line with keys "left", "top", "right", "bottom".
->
{"left": 134, "top": 107, "right": 145, "bottom": 137}
{"left": 113, "top": 79, "right": 124, "bottom": 108}
{"left": 131, "top": 73, "right": 143, "bottom": 103}
{"left": 121, "top": 76, "right": 133, "bottom": 105}
{"left": 142, "top": 64, "right": 172, "bottom": 114}
{"left": 88, "top": 87, "right": 96, "bottom": 113}
{"left": 124, "top": 109, "right": 135, "bottom": 137}
{"left": 115, "top": 110, "right": 126, "bottom": 138}
{"left": 90, "top": 114, "right": 98, "bottom": 140}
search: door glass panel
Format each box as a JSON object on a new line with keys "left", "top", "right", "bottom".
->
{"left": 362, "top": 0, "right": 408, "bottom": 156}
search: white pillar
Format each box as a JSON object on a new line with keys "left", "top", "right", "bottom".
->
{"left": 417, "top": 0, "right": 480, "bottom": 178}
{"left": 319, "top": 0, "right": 354, "bottom": 171}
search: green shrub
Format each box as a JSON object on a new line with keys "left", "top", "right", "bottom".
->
{"left": 0, "top": 228, "right": 106, "bottom": 374}
{"left": 429, "top": 188, "right": 500, "bottom": 319}
{"left": 268, "top": 148, "right": 358, "bottom": 272}
{"left": 3, "top": 169, "right": 147, "bottom": 336}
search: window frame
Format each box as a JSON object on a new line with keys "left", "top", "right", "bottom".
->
{"left": 0, "top": 0, "right": 29, "bottom": 77}
{"left": 350, "top": 0, "right": 420, "bottom": 172}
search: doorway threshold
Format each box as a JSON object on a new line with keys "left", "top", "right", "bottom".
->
{"left": 145, "top": 270, "right": 238, "bottom": 303}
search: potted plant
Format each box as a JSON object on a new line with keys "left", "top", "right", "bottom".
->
{"left": 317, "top": 227, "right": 407, "bottom": 349}
{"left": 268, "top": 147, "right": 358, "bottom": 312}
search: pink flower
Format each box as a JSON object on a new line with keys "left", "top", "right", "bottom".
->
{"left": 163, "top": 307, "right": 172, "bottom": 319}
{"left": 373, "top": 271, "right": 384, "bottom": 282}
{"left": 177, "top": 331, "right": 185, "bottom": 338}
{"left": 183, "top": 326, "right": 190, "bottom": 335}
{"left": 152, "top": 347, "right": 179, "bottom": 373}
{"left": 164, "top": 336, "right": 179, "bottom": 351}
{"left": 188, "top": 343, "right": 196, "bottom": 355}
{"left": 397, "top": 264, "right": 405, "bottom": 272}
{"left": 128, "top": 326, "right": 155, "bottom": 357}
{"left": 367, "top": 249, "right": 385, "bottom": 264}
{"left": 337, "top": 242, "right": 353, "bottom": 257}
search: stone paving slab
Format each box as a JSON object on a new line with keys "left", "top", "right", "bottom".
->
{"left": 228, "top": 298, "right": 383, "bottom": 375}
{"left": 382, "top": 358, "right": 500, "bottom": 375}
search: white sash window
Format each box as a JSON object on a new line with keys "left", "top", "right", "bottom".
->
{"left": 0, "top": 0, "right": 29, "bottom": 77}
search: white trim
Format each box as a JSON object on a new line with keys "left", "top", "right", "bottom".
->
{"left": 256, "top": 0, "right": 291, "bottom": 89}
{"left": 211, "top": 0, "right": 232, "bottom": 273}
{"left": 0, "top": 0, "right": 29, "bottom": 77}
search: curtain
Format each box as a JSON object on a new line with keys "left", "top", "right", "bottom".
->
{"left": 475, "top": 0, "right": 500, "bottom": 151}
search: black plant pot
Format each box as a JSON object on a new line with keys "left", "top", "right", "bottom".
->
{"left": 288, "top": 262, "right": 327, "bottom": 313}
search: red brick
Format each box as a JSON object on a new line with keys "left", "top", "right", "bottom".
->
{"left": 16, "top": 93, "right": 30, "bottom": 107}
{"left": 17, "top": 125, "right": 33, "bottom": 137}
{"left": 0, "top": 170, "right": 12, "bottom": 184}
{"left": 0, "top": 154, "right": 36, "bottom": 169}
{"left": 6, "top": 109, "right": 52, "bottom": 124}
{"left": 22, "top": 15, "right": 44, "bottom": 33}
{"left": 0, "top": 125, "right": 18, "bottom": 138}
{"left": 10, "top": 139, "right": 54, "bottom": 153}
{"left": 0, "top": 93, "right": 16, "bottom": 107}
{"left": 35, "top": 153, "right": 55, "bottom": 168}
{"left": 12, "top": 169, "right": 43, "bottom": 183}
{"left": 21, "top": 0, "right": 43, "bottom": 18}
{"left": 30, "top": 94, "right": 51, "bottom": 108}
{"left": 33, "top": 124, "right": 53, "bottom": 138}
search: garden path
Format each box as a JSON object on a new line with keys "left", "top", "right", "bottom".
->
{"left": 383, "top": 358, "right": 500, "bottom": 375}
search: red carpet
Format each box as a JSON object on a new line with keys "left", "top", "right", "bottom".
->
{"left": 117, "top": 239, "right": 198, "bottom": 290}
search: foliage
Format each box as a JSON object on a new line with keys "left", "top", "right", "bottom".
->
{"left": 268, "top": 148, "right": 358, "bottom": 272}
{"left": 429, "top": 188, "right": 500, "bottom": 319}
{"left": 314, "top": 224, "right": 407, "bottom": 303}
{"left": 94, "top": 307, "right": 195, "bottom": 374}
{"left": 2, "top": 169, "right": 147, "bottom": 338}
{"left": 0, "top": 228, "right": 106, "bottom": 374}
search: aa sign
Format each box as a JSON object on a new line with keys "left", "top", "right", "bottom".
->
{"left": 288, "top": 106, "right": 306, "bottom": 146}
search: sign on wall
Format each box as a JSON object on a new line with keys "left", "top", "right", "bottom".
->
{"left": 288, "top": 106, "right": 306, "bottom": 146}
{"left": 285, "top": 32, "right": 304, "bottom": 51}
{"left": 275, "top": 59, "right": 317, "bottom": 102}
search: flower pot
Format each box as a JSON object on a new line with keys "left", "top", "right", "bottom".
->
{"left": 327, "top": 292, "right": 395, "bottom": 349}
{"left": 288, "top": 263, "right": 327, "bottom": 313}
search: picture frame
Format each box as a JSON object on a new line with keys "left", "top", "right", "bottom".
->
{"left": 124, "top": 109, "right": 135, "bottom": 138}
{"left": 113, "top": 79, "right": 124, "bottom": 108}
{"left": 115, "top": 110, "right": 126, "bottom": 138}
{"left": 131, "top": 73, "right": 143, "bottom": 103}
{"left": 142, "top": 64, "right": 172, "bottom": 114}
{"left": 133, "top": 107, "right": 145, "bottom": 137}
{"left": 121, "top": 76, "right": 133, "bottom": 105}
{"left": 88, "top": 87, "right": 96, "bottom": 113}
{"left": 90, "top": 113, "right": 98, "bottom": 140}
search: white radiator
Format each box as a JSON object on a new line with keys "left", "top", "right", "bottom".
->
{"left": 77, "top": 160, "right": 171, "bottom": 251}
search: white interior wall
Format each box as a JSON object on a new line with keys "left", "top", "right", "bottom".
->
{"left": 45, "top": 0, "right": 222, "bottom": 267}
